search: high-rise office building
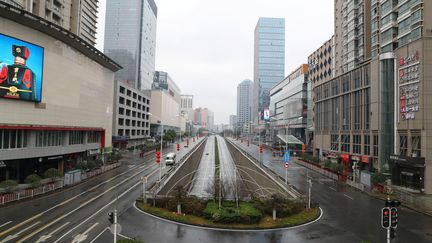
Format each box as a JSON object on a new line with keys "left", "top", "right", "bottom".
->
{"left": 0, "top": 0, "right": 99, "bottom": 46}
{"left": 334, "top": 0, "right": 371, "bottom": 74}
{"left": 314, "top": 0, "right": 432, "bottom": 194}
{"left": 236, "top": 79, "right": 253, "bottom": 133}
{"left": 104, "top": 0, "right": 157, "bottom": 90}
{"left": 253, "top": 17, "right": 285, "bottom": 125}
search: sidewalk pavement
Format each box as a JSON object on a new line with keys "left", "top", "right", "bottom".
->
{"left": 367, "top": 185, "right": 432, "bottom": 217}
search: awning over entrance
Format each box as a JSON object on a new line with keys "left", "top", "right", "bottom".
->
{"left": 276, "top": 134, "right": 303, "bottom": 145}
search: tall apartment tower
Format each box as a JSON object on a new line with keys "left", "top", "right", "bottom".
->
{"left": 0, "top": 0, "right": 98, "bottom": 46}
{"left": 104, "top": 0, "right": 157, "bottom": 90}
{"left": 237, "top": 79, "right": 253, "bottom": 133}
{"left": 334, "top": 0, "right": 371, "bottom": 74}
{"left": 253, "top": 17, "right": 285, "bottom": 124}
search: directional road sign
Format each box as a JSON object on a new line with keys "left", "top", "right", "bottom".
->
{"left": 284, "top": 150, "right": 290, "bottom": 162}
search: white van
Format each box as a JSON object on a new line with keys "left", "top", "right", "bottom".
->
{"left": 165, "top": 152, "right": 177, "bottom": 166}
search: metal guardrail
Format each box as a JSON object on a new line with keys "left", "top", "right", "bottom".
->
{"left": 0, "top": 162, "right": 121, "bottom": 205}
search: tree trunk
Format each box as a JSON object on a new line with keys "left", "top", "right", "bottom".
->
{"left": 272, "top": 208, "right": 276, "bottom": 221}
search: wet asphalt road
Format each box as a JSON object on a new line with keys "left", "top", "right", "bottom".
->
{"left": 0, "top": 138, "right": 205, "bottom": 243}
{"left": 94, "top": 137, "right": 432, "bottom": 243}
{"left": 189, "top": 135, "right": 215, "bottom": 198}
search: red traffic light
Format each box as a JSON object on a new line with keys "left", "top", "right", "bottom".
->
{"left": 176, "top": 143, "right": 180, "bottom": 151}
{"left": 382, "top": 207, "right": 390, "bottom": 228}
{"left": 259, "top": 145, "right": 263, "bottom": 153}
{"left": 390, "top": 207, "right": 398, "bottom": 228}
{"left": 155, "top": 151, "right": 161, "bottom": 163}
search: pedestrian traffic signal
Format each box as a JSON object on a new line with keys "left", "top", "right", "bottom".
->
{"left": 259, "top": 144, "right": 263, "bottom": 153}
{"left": 108, "top": 212, "right": 114, "bottom": 224}
{"left": 390, "top": 207, "right": 398, "bottom": 228}
{"left": 381, "top": 207, "right": 390, "bottom": 228}
{"left": 176, "top": 143, "right": 180, "bottom": 151}
{"left": 156, "top": 151, "right": 161, "bottom": 163}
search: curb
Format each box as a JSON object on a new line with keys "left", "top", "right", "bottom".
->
{"left": 133, "top": 201, "right": 323, "bottom": 232}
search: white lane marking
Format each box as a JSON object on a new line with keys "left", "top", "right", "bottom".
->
{"left": 18, "top": 165, "right": 158, "bottom": 243}
{"left": 71, "top": 223, "right": 99, "bottom": 243}
{"left": 343, "top": 194, "right": 354, "bottom": 200}
{"left": 54, "top": 181, "right": 141, "bottom": 243}
{"left": 35, "top": 222, "right": 70, "bottom": 243}
{"left": 0, "top": 221, "right": 12, "bottom": 229}
{"left": 1, "top": 221, "right": 40, "bottom": 243}
{"left": 0, "top": 163, "right": 144, "bottom": 238}
{"left": 329, "top": 187, "right": 337, "bottom": 192}
{"left": 118, "top": 233, "right": 133, "bottom": 240}
{"left": 89, "top": 227, "right": 109, "bottom": 243}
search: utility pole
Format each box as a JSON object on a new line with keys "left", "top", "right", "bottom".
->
{"left": 308, "top": 178, "right": 312, "bottom": 209}
{"left": 159, "top": 123, "right": 163, "bottom": 181}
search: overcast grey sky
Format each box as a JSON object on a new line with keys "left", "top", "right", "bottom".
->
{"left": 96, "top": 0, "right": 334, "bottom": 124}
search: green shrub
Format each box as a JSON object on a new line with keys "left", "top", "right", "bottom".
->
{"left": 203, "top": 201, "right": 263, "bottom": 224}
{"left": 87, "top": 160, "right": 97, "bottom": 170}
{"left": 372, "top": 172, "right": 386, "bottom": 184}
{"left": 183, "top": 197, "right": 206, "bottom": 216}
{"left": 323, "top": 160, "right": 332, "bottom": 169}
{"left": 25, "top": 174, "right": 41, "bottom": 188}
{"left": 76, "top": 162, "right": 88, "bottom": 171}
{"left": 0, "top": 179, "right": 18, "bottom": 192}
{"left": 127, "top": 146, "right": 135, "bottom": 151}
{"left": 95, "top": 159, "right": 103, "bottom": 167}
{"left": 43, "top": 168, "right": 59, "bottom": 181}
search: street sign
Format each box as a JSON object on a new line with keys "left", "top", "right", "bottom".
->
{"left": 0, "top": 161, "right": 6, "bottom": 168}
{"left": 284, "top": 163, "right": 289, "bottom": 169}
{"left": 284, "top": 150, "right": 290, "bottom": 162}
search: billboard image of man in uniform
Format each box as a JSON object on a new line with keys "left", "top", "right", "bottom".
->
{"left": 0, "top": 45, "right": 36, "bottom": 100}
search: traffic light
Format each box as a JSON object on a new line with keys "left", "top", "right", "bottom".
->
{"left": 382, "top": 207, "right": 390, "bottom": 228}
{"left": 176, "top": 143, "right": 180, "bottom": 151}
{"left": 390, "top": 207, "right": 398, "bottom": 228}
{"left": 108, "top": 212, "right": 114, "bottom": 224}
{"left": 156, "top": 151, "right": 161, "bottom": 163}
{"left": 259, "top": 144, "right": 263, "bottom": 153}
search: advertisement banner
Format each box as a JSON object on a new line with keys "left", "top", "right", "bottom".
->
{"left": 0, "top": 33, "right": 44, "bottom": 102}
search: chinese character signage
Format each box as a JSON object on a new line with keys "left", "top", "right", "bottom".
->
{"left": 399, "top": 51, "right": 420, "bottom": 120}
{"left": 0, "top": 33, "right": 44, "bottom": 102}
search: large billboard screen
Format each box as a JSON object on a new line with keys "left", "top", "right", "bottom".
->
{"left": 0, "top": 33, "right": 44, "bottom": 102}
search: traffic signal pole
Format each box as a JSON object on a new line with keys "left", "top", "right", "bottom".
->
{"left": 113, "top": 209, "right": 117, "bottom": 243}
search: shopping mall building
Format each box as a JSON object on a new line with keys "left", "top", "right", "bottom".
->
{"left": 0, "top": 3, "right": 121, "bottom": 182}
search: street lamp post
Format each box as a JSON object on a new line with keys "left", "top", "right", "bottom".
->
{"left": 308, "top": 177, "right": 312, "bottom": 209}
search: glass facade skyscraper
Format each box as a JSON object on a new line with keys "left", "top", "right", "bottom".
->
{"left": 253, "top": 17, "right": 285, "bottom": 123}
{"left": 104, "top": 0, "right": 157, "bottom": 90}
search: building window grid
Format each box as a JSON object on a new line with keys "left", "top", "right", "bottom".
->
{"left": 0, "top": 130, "right": 28, "bottom": 149}
{"left": 353, "top": 135, "right": 361, "bottom": 154}
{"left": 36, "top": 131, "right": 63, "bottom": 147}
{"left": 87, "top": 131, "right": 100, "bottom": 144}
{"left": 411, "top": 134, "right": 421, "bottom": 157}
{"left": 69, "top": 131, "right": 84, "bottom": 145}
{"left": 373, "top": 135, "right": 379, "bottom": 157}
{"left": 341, "top": 134, "right": 350, "bottom": 152}
{"left": 331, "top": 134, "right": 339, "bottom": 151}
{"left": 364, "top": 135, "right": 370, "bottom": 155}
